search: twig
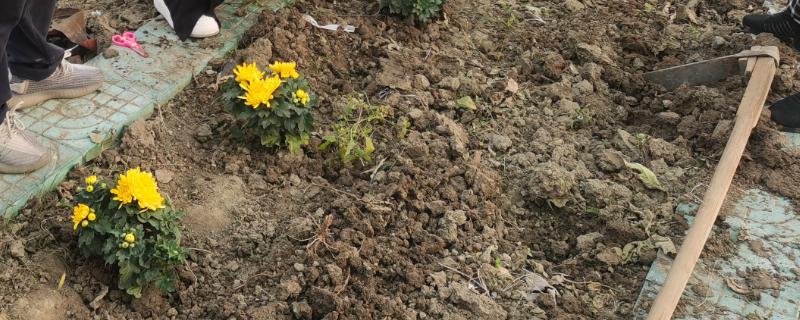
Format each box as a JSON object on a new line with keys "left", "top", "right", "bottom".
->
{"left": 437, "top": 262, "right": 490, "bottom": 296}
{"left": 232, "top": 273, "right": 271, "bottom": 291}
{"left": 183, "top": 260, "right": 198, "bottom": 287}
{"left": 89, "top": 284, "right": 109, "bottom": 310}
{"left": 335, "top": 268, "right": 351, "bottom": 295}
{"left": 308, "top": 182, "right": 392, "bottom": 207}
{"left": 185, "top": 247, "right": 214, "bottom": 254}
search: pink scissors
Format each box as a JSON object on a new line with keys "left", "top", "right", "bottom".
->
{"left": 112, "top": 32, "right": 148, "bottom": 58}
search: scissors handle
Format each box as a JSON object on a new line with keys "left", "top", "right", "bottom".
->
{"left": 111, "top": 31, "right": 148, "bottom": 57}
{"left": 112, "top": 32, "right": 136, "bottom": 45}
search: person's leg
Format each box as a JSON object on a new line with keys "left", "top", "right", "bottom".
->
{"left": 770, "top": 93, "right": 800, "bottom": 130}
{"left": 5, "top": 0, "right": 104, "bottom": 109}
{"left": 155, "top": 0, "right": 222, "bottom": 39}
{"left": 791, "top": 0, "right": 800, "bottom": 24}
{"left": 742, "top": 0, "right": 800, "bottom": 37}
{"left": 6, "top": 0, "right": 63, "bottom": 81}
{"left": 0, "top": 0, "right": 50, "bottom": 173}
{"left": 0, "top": 1, "right": 24, "bottom": 112}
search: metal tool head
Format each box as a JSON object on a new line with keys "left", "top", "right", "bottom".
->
{"left": 643, "top": 46, "right": 779, "bottom": 91}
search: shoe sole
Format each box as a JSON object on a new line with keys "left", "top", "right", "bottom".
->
{"left": 8, "top": 82, "right": 103, "bottom": 109}
{"left": 0, "top": 152, "right": 51, "bottom": 174}
{"left": 191, "top": 29, "right": 220, "bottom": 38}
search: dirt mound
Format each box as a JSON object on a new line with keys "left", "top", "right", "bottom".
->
{"left": 6, "top": 288, "right": 89, "bottom": 320}
{"left": 182, "top": 175, "right": 246, "bottom": 235}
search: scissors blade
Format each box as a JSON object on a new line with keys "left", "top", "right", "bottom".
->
{"left": 132, "top": 46, "right": 149, "bottom": 58}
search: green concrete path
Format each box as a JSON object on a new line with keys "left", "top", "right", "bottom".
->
{"left": 635, "top": 189, "right": 800, "bottom": 319}
{"left": 1, "top": 2, "right": 262, "bottom": 219}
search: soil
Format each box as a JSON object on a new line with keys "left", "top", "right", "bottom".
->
{"left": 3, "top": 0, "right": 800, "bottom": 319}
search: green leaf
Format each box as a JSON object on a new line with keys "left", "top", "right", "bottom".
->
{"left": 624, "top": 161, "right": 666, "bottom": 191}
{"left": 126, "top": 286, "right": 142, "bottom": 298}
{"left": 119, "top": 262, "right": 140, "bottom": 285}
{"left": 456, "top": 96, "right": 476, "bottom": 110}
{"left": 364, "top": 135, "right": 375, "bottom": 157}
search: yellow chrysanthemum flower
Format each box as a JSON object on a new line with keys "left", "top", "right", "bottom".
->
{"left": 72, "top": 204, "right": 91, "bottom": 230}
{"left": 294, "top": 89, "right": 310, "bottom": 106}
{"left": 238, "top": 75, "right": 282, "bottom": 109}
{"left": 86, "top": 185, "right": 94, "bottom": 193}
{"left": 85, "top": 175, "right": 98, "bottom": 185}
{"left": 269, "top": 61, "right": 300, "bottom": 79}
{"left": 110, "top": 167, "right": 166, "bottom": 211}
{"left": 234, "top": 63, "right": 265, "bottom": 87}
{"left": 88, "top": 213, "right": 96, "bottom": 221}
{"left": 124, "top": 233, "right": 136, "bottom": 243}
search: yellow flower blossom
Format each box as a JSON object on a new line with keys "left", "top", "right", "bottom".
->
{"left": 88, "top": 213, "right": 96, "bottom": 221}
{"left": 111, "top": 168, "right": 166, "bottom": 211}
{"left": 121, "top": 242, "right": 130, "bottom": 249}
{"left": 294, "top": 89, "right": 310, "bottom": 106}
{"left": 86, "top": 185, "right": 94, "bottom": 193}
{"left": 85, "top": 175, "right": 98, "bottom": 185}
{"left": 269, "top": 61, "right": 300, "bottom": 79}
{"left": 124, "top": 233, "right": 136, "bottom": 243}
{"left": 233, "top": 63, "right": 265, "bottom": 88}
{"left": 238, "top": 75, "right": 282, "bottom": 109}
{"left": 72, "top": 204, "right": 92, "bottom": 230}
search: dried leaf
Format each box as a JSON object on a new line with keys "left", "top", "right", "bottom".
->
{"left": 523, "top": 272, "right": 559, "bottom": 305}
{"left": 725, "top": 278, "right": 751, "bottom": 295}
{"left": 506, "top": 78, "right": 519, "bottom": 94}
{"left": 549, "top": 197, "right": 569, "bottom": 208}
{"left": 625, "top": 161, "right": 666, "bottom": 191}
{"left": 57, "top": 272, "right": 66, "bottom": 289}
{"left": 524, "top": 272, "right": 554, "bottom": 293}
{"left": 587, "top": 282, "right": 603, "bottom": 291}
{"left": 89, "top": 130, "right": 104, "bottom": 144}
{"left": 621, "top": 234, "right": 676, "bottom": 263}
{"left": 50, "top": 9, "right": 89, "bottom": 44}
{"left": 651, "top": 234, "right": 676, "bottom": 254}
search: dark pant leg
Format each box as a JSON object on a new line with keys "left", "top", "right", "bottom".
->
{"left": 7, "top": 0, "right": 63, "bottom": 82}
{"left": 165, "top": 0, "right": 223, "bottom": 40}
{"left": 1, "top": 0, "right": 28, "bottom": 116}
{"left": 791, "top": 0, "right": 800, "bottom": 23}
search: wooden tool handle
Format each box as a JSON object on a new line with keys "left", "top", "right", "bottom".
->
{"left": 645, "top": 46, "right": 778, "bottom": 320}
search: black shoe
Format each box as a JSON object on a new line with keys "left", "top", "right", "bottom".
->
{"left": 770, "top": 92, "right": 800, "bottom": 130}
{"left": 743, "top": 10, "right": 800, "bottom": 38}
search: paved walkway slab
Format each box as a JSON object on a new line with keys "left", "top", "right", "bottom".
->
{"left": 1, "top": 3, "right": 262, "bottom": 219}
{"left": 635, "top": 189, "right": 800, "bottom": 319}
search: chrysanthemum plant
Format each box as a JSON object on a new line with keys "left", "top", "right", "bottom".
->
{"left": 380, "top": 0, "right": 445, "bottom": 23}
{"left": 222, "top": 61, "right": 318, "bottom": 153}
{"left": 72, "top": 168, "right": 186, "bottom": 298}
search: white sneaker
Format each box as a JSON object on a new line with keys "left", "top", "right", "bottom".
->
{"left": 0, "top": 111, "right": 50, "bottom": 174}
{"left": 154, "top": 0, "right": 220, "bottom": 38}
{"left": 8, "top": 59, "right": 104, "bottom": 109}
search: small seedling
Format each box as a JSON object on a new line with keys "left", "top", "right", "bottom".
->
{"left": 320, "top": 95, "right": 389, "bottom": 165}
{"left": 397, "top": 116, "right": 411, "bottom": 140}
{"left": 571, "top": 109, "right": 594, "bottom": 129}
